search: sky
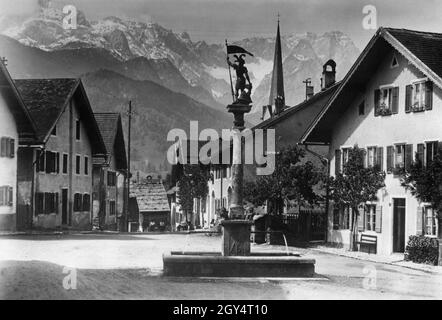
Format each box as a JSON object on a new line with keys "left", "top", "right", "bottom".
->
{"left": 2, "top": 0, "right": 442, "bottom": 50}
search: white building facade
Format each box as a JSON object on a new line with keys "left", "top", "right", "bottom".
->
{"left": 303, "top": 28, "right": 442, "bottom": 255}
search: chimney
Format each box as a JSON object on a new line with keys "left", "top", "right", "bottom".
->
{"left": 306, "top": 85, "right": 314, "bottom": 100}
{"left": 321, "top": 59, "right": 336, "bottom": 90}
{"left": 303, "top": 78, "right": 314, "bottom": 100}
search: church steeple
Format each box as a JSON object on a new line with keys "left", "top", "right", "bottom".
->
{"left": 268, "top": 15, "right": 285, "bottom": 115}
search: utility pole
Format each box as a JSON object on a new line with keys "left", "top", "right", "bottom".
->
{"left": 125, "top": 101, "right": 133, "bottom": 232}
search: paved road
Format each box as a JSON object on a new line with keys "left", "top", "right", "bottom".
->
{"left": 0, "top": 233, "right": 440, "bottom": 299}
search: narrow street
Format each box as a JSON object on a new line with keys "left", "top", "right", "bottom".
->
{"left": 0, "top": 233, "right": 440, "bottom": 300}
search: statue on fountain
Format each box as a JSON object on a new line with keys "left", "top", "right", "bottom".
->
{"left": 227, "top": 54, "right": 253, "bottom": 105}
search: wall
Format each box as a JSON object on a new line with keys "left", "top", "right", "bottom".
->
{"left": 33, "top": 98, "right": 93, "bottom": 230}
{"left": 0, "top": 91, "right": 18, "bottom": 230}
{"left": 328, "top": 48, "right": 441, "bottom": 254}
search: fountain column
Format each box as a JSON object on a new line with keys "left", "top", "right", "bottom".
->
{"left": 221, "top": 102, "right": 252, "bottom": 256}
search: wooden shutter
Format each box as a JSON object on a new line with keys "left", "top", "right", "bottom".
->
{"left": 416, "top": 207, "right": 423, "bottom": 235}
{"left": 9, "top": 138, "right": 15, "bottom": 158}
{"left": 333, "top": 206, "right": 340, "bottom": 230}
{"left": 55, "top": 193, "right": 59, "bottom": 214}
{"left": 7, "top": 186, "right": 13, "bottom": 206}
{"left": 357, "top": 205, "right": 365, "bottom": 232}
{"left": 376, "top": 147, "right": 384, "bottom": 171}
{"left": 56, "top": 153, "right": 60, "bottom": 173}
{"left": 387, "top": 146, "right": 394, "bottom": 173}
{"left": 417, "top": 144, "right": 425, "bottom": 166}
{"left": 405, "top": 84, "right": 413, "bottom": 113}
{"left": 391, "top": 87, "right": 399, "bottom": 114}
{"left": 405, "top": 144, "right": 413, "bottom": 171}
{"left": 0, "top": 137, "right": 6, "bottom": 157}
{"left": 425, "top": 81, "right": 433, "bottom": 110}
{"left": 335, "top": 149, "right": 341, "bottom": 175}
{"left": 45, "top": 152, "right": 51, "bottom": 173}
{"left": 375, "top": 205, "right": 382, "bottom": 233}
{"left": 374, "top": 89, "right": 381, "bottom": 116}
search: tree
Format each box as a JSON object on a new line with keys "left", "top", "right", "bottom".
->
{"left": 176, "top": 164, "right": 209, "bottom": 228}
{"left": 244, "top": 146, "right": 323, "bottom": 215}
{"left": 329, "top": 146, "right": 386, "bottom": 251}
{"left": 401, "top": 149, "right": 442, "bottom": 249}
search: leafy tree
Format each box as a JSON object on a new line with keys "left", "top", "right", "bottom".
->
{"left": 329, "top": 146, "right": 386, "bottom": 251}
{"left": 401, "top": 150, "right": 442, "bottom": 240}
{"left": 244, "top": 146, "right": 323, "bottom": 216}
{"left": 176, "top": 164, "right": 209, "bottom": 228}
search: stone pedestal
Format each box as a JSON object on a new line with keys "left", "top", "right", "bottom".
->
{"left": 221, "top": 220, "right": 252, "bottom": 256}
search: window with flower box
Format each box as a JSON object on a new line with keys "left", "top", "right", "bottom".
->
{"left": 374, "top": 86, "right": 399, "bottom": 116}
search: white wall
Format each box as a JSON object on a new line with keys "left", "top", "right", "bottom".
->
{"left": 328, "top": 49, "right": 440, "bottom": 254}
{"left": 0, "top": 91, "right": 18, "bottom": 217}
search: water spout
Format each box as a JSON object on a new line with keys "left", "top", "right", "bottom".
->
{"left": 282, "top": 233, "right": 289, "bottom": 256}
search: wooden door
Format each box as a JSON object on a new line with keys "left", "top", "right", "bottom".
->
{"left": 393, "top": 198, "right": 406, "bottom": 252}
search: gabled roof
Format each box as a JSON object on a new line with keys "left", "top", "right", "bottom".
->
{"left": 0, "top": 62, "right": 36, "bottom": 143}
{"left": 130, "top": 181, "right": 170, "bottom": 213}
{"left": 14, "top": 78, "right": 106, "bottom": 155}
{"left": 254, "top": 81, "right": 341, "bottom": 132}
{"left": 94, "top": 113, "right": 127, "bottom": 171}
{"left": 302, "top": 27, "right": 442, "bottom": 144}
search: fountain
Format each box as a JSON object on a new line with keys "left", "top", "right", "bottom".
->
{"left": 162, "top": 46, "right": 315, "bottom": 278}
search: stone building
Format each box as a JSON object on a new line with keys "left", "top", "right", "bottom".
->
{"left": 302, "top": 28, "right": 442, "bottom": 254}
{"left": 93, "top": 113, "right": 127, "bottom": 230}
{"left": 0, "top": 61, "right": 36, "bottom": 231}
{"left": 15, "top": 78, "right": 106, "bottom": 230}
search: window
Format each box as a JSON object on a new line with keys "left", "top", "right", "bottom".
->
{"left": 44, "top": 193, "right": 58, "bottom": 214}
{"left": 342, "top": 148, "right": 350, "bottom": 167}
{"left": 423, "top": 207, "right": 437, "bottom": 236}
{"left": 109, "top": 200, "right": 116, "bottom": 216}
{"left": 51, "top": 126, "right": 57, "bottom": 136}
{"left": 0, "top": 137, "right": 15, "bottom": 158}
{"left": 358, "top": 100, "right": 365, "bottom": 115}
{"left": 35, "top": 192, "right": 58, "bottom": 215}
{"left": 367, "top": 147, "right": 377, "bottom": 168}
{"left": 0, "top": 186, "right": 13, "bottom": 206}
{"left": 75, "top": 155, "right": 81, "bottom": 175}
{"left": 426, "top": 141, "right": 438, "bottom": 165}
{"left": 107, "top": 171, "right": 116, "bottom": 186}
{"left": 75, "top": 119, "right": 81, "bottom": 140}
{"left": 391, "top": 55, "right": 399, "bottom": 68}
{"left": 406, "top": 81, "right": 433, "bottom": 113}
{"left": 365, "top": 205, "right": 377, "bottom": 231}
{"left": 73, "top": 193, "right": 82, "bottom": 212}
{"left": 374, "top": 86, "right": 399, "bottom": 116}
{"left": 82, "top": 194, "right": 90, "bottom": 212}
{"left": 62, "top": 154, "right": 68, "bottom": 174}
{"left": 394, "top": 144, "right": 413, "bottom": 171}
{"left": 84, "top": 156, "right": 89, "bottom": 175}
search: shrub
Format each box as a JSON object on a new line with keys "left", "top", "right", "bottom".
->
{"left": 404, "top": 235, "right": 439, "bottom": 266}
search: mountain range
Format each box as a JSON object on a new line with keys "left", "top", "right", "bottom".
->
{"left": 0, "top": 6, "right": 360, "bottom": 167}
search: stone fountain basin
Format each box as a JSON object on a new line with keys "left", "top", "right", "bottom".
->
{"left": 163, "top": 251, "right": 315, "bottom": 278}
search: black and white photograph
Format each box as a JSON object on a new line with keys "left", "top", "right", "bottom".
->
{"left": 0, "top": 0, "right": 441, "bottom": 304}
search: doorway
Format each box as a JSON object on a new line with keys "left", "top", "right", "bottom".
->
{"left": 393, "top": 198, "right": 406, "bottom": 253}
{"left": 62, "top": 189, "right": 68, "bottom": 225}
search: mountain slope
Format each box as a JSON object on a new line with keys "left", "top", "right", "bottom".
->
{"left": 82, "top": 69, "right": 233, "bottom": 164}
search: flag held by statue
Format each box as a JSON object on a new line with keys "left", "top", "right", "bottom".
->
{"left": 226, "top": 45, "right": 254, "bottom": 57}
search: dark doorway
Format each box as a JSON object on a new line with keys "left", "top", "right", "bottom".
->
{"left": 393, "top": 198, "right": 406, "bottom": 253}
{"left": 62, "top": 189, "right": 68, "bottom": 225}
